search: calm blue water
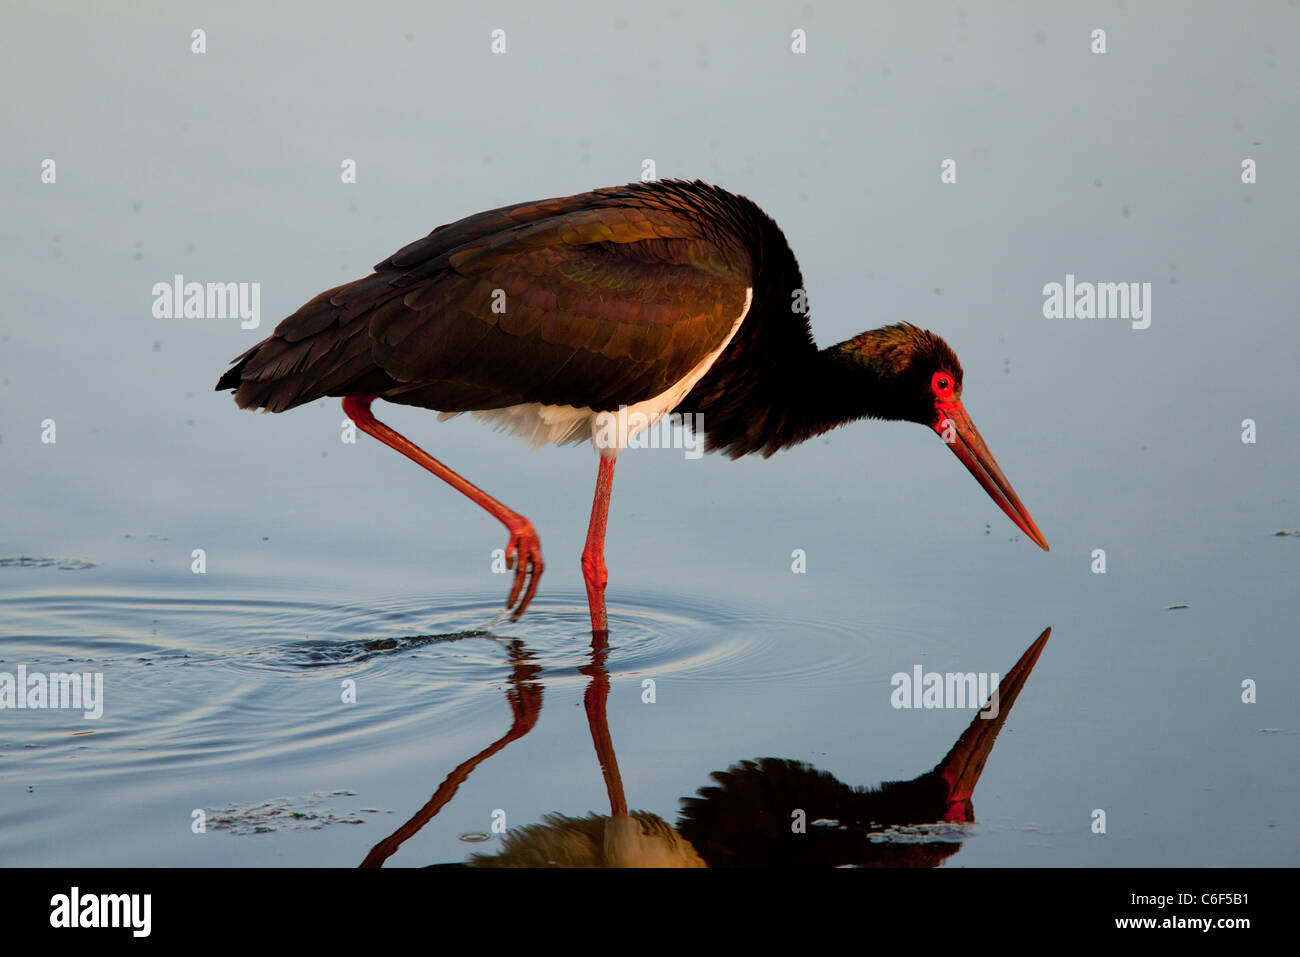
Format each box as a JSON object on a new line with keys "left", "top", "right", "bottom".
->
{"left": 1, "top": 1, "right": 1296, "bottom": 867}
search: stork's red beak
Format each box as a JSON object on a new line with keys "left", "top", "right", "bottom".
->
{"left": 933, "top": 400, "right": 1049, "bottom": 551}
{"left": 936, "top": 626, "right": 1052, "bottom": 821}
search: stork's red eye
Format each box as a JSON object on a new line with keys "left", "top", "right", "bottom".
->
{"left": 932, "top": 372, "right": 956, "bottom": 399}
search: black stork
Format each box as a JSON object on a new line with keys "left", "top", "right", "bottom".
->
{"left": 216, "top": 180, "right": 1048, "bottom": 633}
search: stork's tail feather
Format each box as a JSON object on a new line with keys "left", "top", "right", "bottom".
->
{"left": 214, "top": 350, "right": 254, "bottom": 397}
{"left": 214, "top": 277, "right": 400, "bottom": 412}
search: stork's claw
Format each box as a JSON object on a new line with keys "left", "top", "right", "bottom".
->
{"left": 503, "top": 520, "right": 544, "bottom": 620}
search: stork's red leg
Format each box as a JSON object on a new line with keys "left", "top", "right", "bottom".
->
{"left": 582, "top": 631, "right": 627, "bottom": 816}
{"left": 581, "top": 454, "right": 617, "bottom": 636}
{"left": 342, "top": 396, "right": 543, "bottom": 620}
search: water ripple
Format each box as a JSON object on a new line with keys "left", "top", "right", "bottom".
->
{"left": 0, "top": 586, "right": 887, "bottom": 784}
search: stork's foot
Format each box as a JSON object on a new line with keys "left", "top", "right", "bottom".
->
{"left": 503, "top": 520, "right": 544, "bottom": 620}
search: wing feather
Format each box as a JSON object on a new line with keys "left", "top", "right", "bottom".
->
{"left": 372, "top": 249, "right": 746, "bottom": 408}
{"left": 219, "top": 182, "right": 754, "bottom": 414}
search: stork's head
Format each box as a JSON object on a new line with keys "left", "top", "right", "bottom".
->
{"left": 842, "top": 323, "right": 1049, "bottom": 551}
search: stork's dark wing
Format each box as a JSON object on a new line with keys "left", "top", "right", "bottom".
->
{"left": 216, "top": 185, "right": 752, "bottom": 415}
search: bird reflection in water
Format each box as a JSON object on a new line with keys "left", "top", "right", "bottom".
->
{"left": 358, "top": 636, "right": 542, "bottom": 868}
{"left": 677, "top": 627, "right": 1051, "bottom": 867}
{"left": 361, "top": 627, "right": 1050, "bottom": 868}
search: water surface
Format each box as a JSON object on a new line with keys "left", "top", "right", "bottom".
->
{"left": 1, "top": 1, "right": 1297, "bottom": 867}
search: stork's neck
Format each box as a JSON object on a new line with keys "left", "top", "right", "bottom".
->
{"left": 773, "top": 337, "right": 907, "bottom": 446}
{"left": 687, "top": 326, "right": 909, "bottom": 457}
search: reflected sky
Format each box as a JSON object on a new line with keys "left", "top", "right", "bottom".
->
{"left": 1, "top": 2, "right": 1297, "bottom": 867}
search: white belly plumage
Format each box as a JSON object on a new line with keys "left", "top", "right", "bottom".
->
{"left": 439, "top": 288, "right": 752, "bottom": 455}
